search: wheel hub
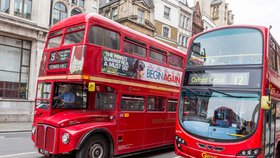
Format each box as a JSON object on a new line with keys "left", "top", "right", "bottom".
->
{"left": 89, "top": 144, "right": 103, "bottom": 158}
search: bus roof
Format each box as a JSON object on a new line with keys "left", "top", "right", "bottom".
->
{"left": 50, "top": 13, "right": 186, "bottom": 55}
{"left": 191, "top": 24, "right": 268, "bottom": 40}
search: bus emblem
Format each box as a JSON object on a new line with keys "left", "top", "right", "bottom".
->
{"left": 201, "top": 152, "right": 217, "bottom": 158}
{"left": 201, "top": 152, "right": 210, "bottom": 158}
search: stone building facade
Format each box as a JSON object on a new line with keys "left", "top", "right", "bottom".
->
{"left": 177, "top": 0, "right": 193, "bottom": 52}
{"left": 0, "top": 0, "right": 99, "bottom": 122}
{"left": 154, "top": 0, "right": 179, "bottom": 47}
{"left": 194, "top": 0, "right": 234, "bottom": 28}
{"left": 192, "top": 2, "right": 203, "bottom": 36}
{"left": 99, "top": 0, "right": 156, "bottom": 36}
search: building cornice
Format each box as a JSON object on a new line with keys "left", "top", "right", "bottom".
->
{"left": 162, "top": 0, "right": 179, "bottom": 9}
{"left": 0, "top": 12, "right": 49, "bottom": 33}
{"left": 117, "top": 15, "right": 156, "bottom": 31}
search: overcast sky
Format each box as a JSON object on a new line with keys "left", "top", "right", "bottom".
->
{"left": 189, "top": 0, "right": 280, "bottom": 42}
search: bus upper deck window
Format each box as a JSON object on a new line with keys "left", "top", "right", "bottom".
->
{"left": 47, "top": 30, "right": 63, "bottom": 49}
{"left": 63, "top": 25, "right": 85, "bottom": 45}
{"left": 88, "top": 26, "right": 120, "bottom": 50}
{"left": 64, "top": 31, "right": 84, "bottom": 45}
{"left": 47, "top": 36, "right": 62, "bottom": 49}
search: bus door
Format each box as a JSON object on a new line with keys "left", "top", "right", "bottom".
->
{"left": 144, "top": 96, "right": 166, "bottom": 147}
{"left": 34, "top": 81, "right": 52, "bottom": 123}
{"left": 116, "top": 94, "right": 145, "bottom": 154}
{"left": 264, "top": 100, "right": 276, "bottom": 157}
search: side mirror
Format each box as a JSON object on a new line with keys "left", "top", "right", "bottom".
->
{"left": 88, "top": 82, "right": 95, "bottom": 92}
{"left": 261, "top": 96, "right": 271, "bottom": 110}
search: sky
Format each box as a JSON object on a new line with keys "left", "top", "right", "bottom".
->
{"left": 189, "top": 0, "right": 280, "bottom": 42}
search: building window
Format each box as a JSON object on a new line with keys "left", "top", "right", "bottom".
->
{"left": 71, "top": 8, "right": 82, "bottom": 16}
{"left": 0, "top": 0, "right": 9, "bottom": 13}
{"left": 105, "top": 10, "right": 110, "bottom": 18}
{"left": 53, "top": 2, "right": 67, "bottom": 25}
{"left": 212, "top": 6, "right": 219, "bottom": 20}
{"left": 179, "top": 14, "right": 187, "bottom": 28}
{"left": 185, "top": 17, "right": 189, "bottom": 29}
{"left": 178, "top": 34, "right": 188, "bottom": 47}
{"left": 164, "top": 6, "right": 170, "bottom": 19}
{"left": 79, "top": 0, "right": 84, "bottom": 8}
{"left": 162, "top": 26, "right": 170, "bottom": 38}
{"left": 181, "top": 35, "right": 185, "bottom": 46}
{"left": 0, "top": 36, "right": 31, "bottom": 99}
{"left": 137, "top": 9, "right": 144, "bottom": 24}
{"left": 72, "top": 0, "right": 84, "bottom": 8}
{"left": 14, "top": 0, "right": 32, "bottom": 19}
{"left": 72, "top": 0, "right": 77, "bottom": 5}
{"left": 112, "top": 7, "right": 118, "bottom": 20}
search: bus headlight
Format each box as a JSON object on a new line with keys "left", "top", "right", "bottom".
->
{"left": 175, "top": 135, "right": 187, "bottom": 151}
{"left": 62, "top": 133, "right": 70, "bottom": 144}
{"left": 31, "top": 126, "right": 36, "bottom": 134}
{"left": 237, "top": 148, "right": 260, "bottom": 157}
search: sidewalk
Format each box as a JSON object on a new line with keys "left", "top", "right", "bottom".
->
{"left": 0, "top": 122, "right": 32, "bottom": 133}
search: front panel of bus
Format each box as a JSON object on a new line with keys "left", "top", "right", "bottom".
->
{"left": 176, "top": 27, "right": 266, "bottom": 158}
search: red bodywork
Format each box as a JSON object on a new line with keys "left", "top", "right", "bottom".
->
{"left": 32, "top": 13, "right": 186, "bottom": 156}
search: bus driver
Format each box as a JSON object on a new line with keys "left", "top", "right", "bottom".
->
{"left": 54, "top": 85, "right": 76, "bottom": 105}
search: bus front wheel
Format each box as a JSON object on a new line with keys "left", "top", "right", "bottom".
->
{"left": 76, "top": 135, "right": 109, "bottom": 158}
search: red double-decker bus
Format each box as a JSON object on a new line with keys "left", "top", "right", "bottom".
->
{"left": 31, "top": 13, "right": 186, "bottom": 158}
{"left": 175, "top": 25, "right": 280, "bottom": 158}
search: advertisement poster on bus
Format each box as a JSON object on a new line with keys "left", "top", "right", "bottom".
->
{"left": 102, "top": 50, "right": 182, "bottom": 87}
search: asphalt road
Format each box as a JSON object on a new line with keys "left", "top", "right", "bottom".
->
{"left": 0, "top": 132, "right": 181, "bottom": 158}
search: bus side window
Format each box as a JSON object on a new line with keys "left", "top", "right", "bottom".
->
{"left": 167, "top": 99, "right": 178, "bottom": 112}
{"left": 120, "top": 95, "right": 144, "bottom": 111}
{"left": 147, "top": 96, "right": 165, "bottom": 111}
{"left": 95, "top": 92, "right": 116, "bottom": 110}
{"left": 88, "top": 26, "right": 120, "bottom": 50}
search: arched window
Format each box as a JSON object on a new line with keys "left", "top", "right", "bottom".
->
{"left": 71, "top": 8, "right": 82, "bottom": 16}
{"left": 53, "top": 2, "right": 67, "bottom": 25}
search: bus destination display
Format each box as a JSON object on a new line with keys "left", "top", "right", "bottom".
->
{"left": 188, "top": 72, "right": 250, "bottom": 86}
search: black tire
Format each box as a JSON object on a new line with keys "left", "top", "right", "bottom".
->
{"left": 76, "top": 135, "right": 110, "bottom": 158}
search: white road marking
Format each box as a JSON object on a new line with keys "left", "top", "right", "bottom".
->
{"left": 0, "top": 132, "right": 30, "bottom": 135}
{"left": 0, "top": 136, "right": 5, "bottom": 139}
{"left": 173, "top": 156, "right": 183, "bottom": 158}
{"left": 0, "top": 152, "right": 37, "bottom": 158}
{"left": 0, "top": 137, "right": 26, "bottom": 140}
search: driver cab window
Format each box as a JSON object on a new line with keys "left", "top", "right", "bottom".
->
{"left": 35, "top": 82, "right": 51, "bottom": 109}
{"left": 53, "top": 83, "right": 87, "bottom": 109}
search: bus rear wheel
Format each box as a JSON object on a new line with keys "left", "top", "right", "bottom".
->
{"left": 76, "top": 135, "right": 109, "bottom": 158}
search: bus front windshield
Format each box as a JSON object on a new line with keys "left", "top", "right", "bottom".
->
{"left": 188, "top": 28, "right": 263, "bottom": 66}
{"left": 178, "top": 89, "right": 260, "bottom": 141}
{"left": 53, "top": 83, "right": 87, "bottom": 109}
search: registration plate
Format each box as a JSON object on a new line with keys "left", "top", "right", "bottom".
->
{"left": 39, "top": 148, "right": 49, "bottom": 155}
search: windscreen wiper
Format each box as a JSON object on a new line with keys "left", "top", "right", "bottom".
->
{"left": 208, "top": 88, "right": 256, "bottom": 98}
{"left": 183, "top": 87, "right": 212, "bottom": 97}
{"left": 182, "top": 87, "right": 199, "bottom": 95}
